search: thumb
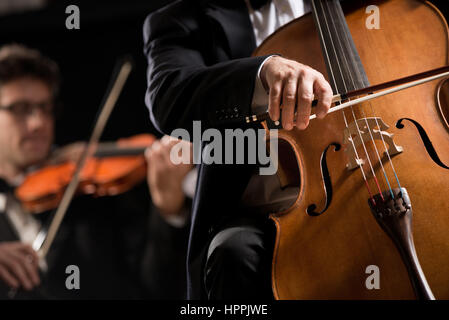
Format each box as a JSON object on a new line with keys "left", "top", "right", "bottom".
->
{"left": 144, "top": 147, "right": 152, "bottom": 165}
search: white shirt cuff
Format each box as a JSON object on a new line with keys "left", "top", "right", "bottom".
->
{"left": 163, "top": 208, "right": 189, "bottom": 228}
{"left": 251, "top": 55, "right": 277, "bottom": 114}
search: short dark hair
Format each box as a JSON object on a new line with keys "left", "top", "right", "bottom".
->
{"left": 0, "top": 44, "right": 60, "bottom": 98}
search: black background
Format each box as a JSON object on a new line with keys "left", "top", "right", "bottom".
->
{"left": 0, "top": 0, "right": 175, "bottom": 146}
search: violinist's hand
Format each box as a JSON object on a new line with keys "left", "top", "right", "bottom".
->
{"left": 0, "top": 242, "right": 40, "bottom": 291}
{"left": 46, "top": 142, "right": 87, "bottom": 165}
{"left": 145, "top": 136, "right": 194, "bottom": 221}
{"left": 260, "top": 56, "right": 333, "bottom": 130}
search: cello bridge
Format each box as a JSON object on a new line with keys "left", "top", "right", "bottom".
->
{"left": 343, "top": 117, "right": 403, "bottom": 170}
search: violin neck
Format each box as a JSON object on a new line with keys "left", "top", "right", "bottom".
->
{"left": 311, "top": 0, "right": 369, "bottom": 92}
{"left": 94, "top": 143, "right": 146, "bottom": 158}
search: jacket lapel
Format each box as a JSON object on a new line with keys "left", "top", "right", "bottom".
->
{"left": 203, "top": 0, "right": 256, "bottom": 59}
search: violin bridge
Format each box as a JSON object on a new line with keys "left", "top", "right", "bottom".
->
{"left": 343, "top": 117, "right": 403, "bottom": 170}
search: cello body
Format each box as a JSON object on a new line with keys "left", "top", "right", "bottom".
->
{"left": 254, "top": 0, "right": 449, "bottom": 299}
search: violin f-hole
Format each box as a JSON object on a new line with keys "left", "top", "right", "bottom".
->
{"left": 307, "top": 142, "right": 341, "bottom": 217}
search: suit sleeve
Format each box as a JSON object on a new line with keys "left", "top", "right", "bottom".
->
{"left": 143, "top": 6, "right": 269, "bottom": 137}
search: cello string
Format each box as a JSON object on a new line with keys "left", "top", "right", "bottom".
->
{"left": 366, "top": 103, "right": 402, "bottom": 192}
{"left": 311, "top": 0, "right": 376, "bottom": 202}
{"left": 335, "top": 10, "right": 403, "bottom": 194}
{"left": 319, "top": 0, "right": 382, "bottom": 200}
{"left": 326, "top": 1, "right": 394, "bottom": 200}
{"left": 321, "top": 0, "right": 384, "bottom": 199}
{"left": 338, "top": 59, "right": 400, "bottom": 198}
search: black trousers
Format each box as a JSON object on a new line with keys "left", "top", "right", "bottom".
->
{"left": 204, "top": 216, "right": 276, "bottom": 300}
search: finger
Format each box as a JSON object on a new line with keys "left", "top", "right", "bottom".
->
{"left": 152, "top": 141, "right": 161, "bottom": 152}
{"left": 160, "top": 142, "right": 177, "bottom": 168}
{"left": 7, "top": 260, "right": 33, "bottom": 290}
{"left": 149, "top": 145, "right": 169, "bottom": 173}
{"left": 25, "top": 258, "right": 40, "bottom": 286}
{"left": 157, "top": 137, "right": 184, "bottom": 166}
{"left": 313, "top": 76, "right": 333, "bottom": 119}
{"left": 146, "top": 141, "right": 161, "bottom": 161}
{"left": 268, "top": 80, "right": 282, "bottom": 122}
{"left": 167, "top": 138, "right": 183, "bottom": 149}
{"left": 180, "top": 140, "right": 194, "bottom": 165}
{"left": 146, "top": 144, "right": 164, "bottom": 180}
{"left": 296, "top": 76, "right": 314, "bottom": 130}
{"left": 6, "top": 242, "right": 25, "bottom": 250}
{"left": 166, "top": 139, "right": 194, "bottom": 166}
{"left": 160, "top": 135, "right": 172, "bottom": 145}
{"left": 17, "top": 245, "right": 39, "bottom": 269}
{"left": 3, "top": 246, "right": 34, "bottom": 289}
{"left": 0, "top": 266, "right": 19, "bottom": 289}
{"left": 281, "top": 77, "right": 297, "bottom": 131}
{"left": 144, "top": 147, "right": 152, "bottom": 162}
{"left": 162, "top": 137, "right": 183, "bottom": 160}
{"left": 11, "top": 251, "right": 40, "bottom": 287}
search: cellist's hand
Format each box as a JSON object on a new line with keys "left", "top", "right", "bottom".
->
{"left": 259, "top": 56, "right": 333, "bottom": 130}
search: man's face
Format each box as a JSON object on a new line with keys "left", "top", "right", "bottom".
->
{"left": 0, "top": 77, "right": 54, "bottom": 170}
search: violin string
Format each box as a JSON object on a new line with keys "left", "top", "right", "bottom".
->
{"left": 336, "top": 12, "right": 403, "bottom": 194}
{"left": 319, "top": 0, "right": 380, "bottom": 202}
{"left": 326, "top": 1, "right": 394, "bottom": 200}
{"left": 312, "top": 0, "right": 375, "bottom": 202}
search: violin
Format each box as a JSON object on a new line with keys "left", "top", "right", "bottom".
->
{"left": 253, "top": 0, "right": 449, "bottom": 299}
{"left": 16, "top": 133, "right": 156, "bottom": 214}
{"left": 5, "top": 58, "right": 136, "bottom": 300}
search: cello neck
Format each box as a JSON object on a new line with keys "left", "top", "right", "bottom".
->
{"left": 311, "top": 0, "right": 369, "bottom": 92}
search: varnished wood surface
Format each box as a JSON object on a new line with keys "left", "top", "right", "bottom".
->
{"left": 254, "top": 0, "right": 449, "bottom": 299}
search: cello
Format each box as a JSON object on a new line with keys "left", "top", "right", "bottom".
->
{"left": 253, "top": 0, "right": 449, "bottom": 299}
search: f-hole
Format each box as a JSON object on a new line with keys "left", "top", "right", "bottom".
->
{"left": 307, "top": 143, "right": 341, "bottom": 216}
{"left": 396, "top": 118, "right": 448, "bottom": 170}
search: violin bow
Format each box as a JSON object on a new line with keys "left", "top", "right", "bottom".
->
{"left": 34, "top": 57, "right": 133, "bottom": 259}
{"left": 8, "top": 57, "right": 133, "bottom": 299}
{"left": 246, "top": 65, "right": 449, "bottom": 124}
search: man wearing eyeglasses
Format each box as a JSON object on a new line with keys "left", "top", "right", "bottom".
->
{"left": 0, "top": 44, "right": 193, "bottom": 299}
{"left": 0, "top": 49, "right": 56, "bottom": 179}
{"left": 0, "top": 44, "right": 57, "bottom": 296}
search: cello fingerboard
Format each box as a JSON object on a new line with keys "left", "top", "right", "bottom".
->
{"left": 311, "top": 0, "right": 370, "bottom": 93}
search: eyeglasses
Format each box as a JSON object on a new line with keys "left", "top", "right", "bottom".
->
{"left": 0, "top": 100, "right": 54, "bottom": 118}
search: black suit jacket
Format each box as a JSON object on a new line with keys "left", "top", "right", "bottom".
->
{"left": 0, "top": 181, "right": 189, "bottom": 299}
{"left": 0, "top": 186, "right": 149, "bottom": 299}
{"left": 143, "top": 0, "right": 270, "bottom": 299}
